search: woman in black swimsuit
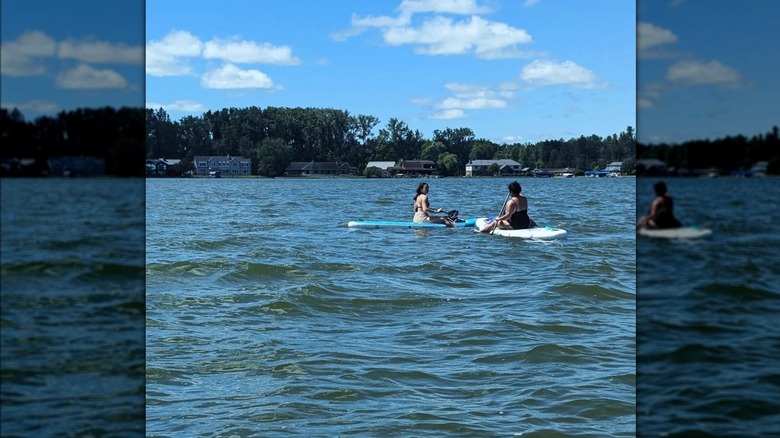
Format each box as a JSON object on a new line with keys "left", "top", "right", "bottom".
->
{"left": 636, "top": 181, "right": 682, "bottom": 229}
{"left": 477, "top": 181, "right": 537, "bottom": 233}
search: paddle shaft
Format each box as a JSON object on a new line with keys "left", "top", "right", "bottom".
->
{"left": 490, "top": 192, "right": 510, "bottom": 235}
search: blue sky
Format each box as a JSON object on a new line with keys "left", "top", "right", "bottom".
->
{"left": 0, "top": 0, "right": 145, "bottom": 120}
{"left": 145, "top": 0, "right": 635, "bottom": 144}
{"left": 638, "top": 0, "right": 780, "bottom": 144}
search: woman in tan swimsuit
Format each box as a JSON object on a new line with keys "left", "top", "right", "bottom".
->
{"left": 413, "top": 182, "right": 453, "bottom": 226}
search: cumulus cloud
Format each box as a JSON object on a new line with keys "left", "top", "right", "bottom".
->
{"left": 435, "top": 83, "right": 509, "bottom": 109}
{"left": 203, "top": 38, "right": 300, "bottom": 65}
{"left": 0, "top": 31, "right": 57, "bottom": 76}
{"left": 520, "top": 60, "right": 605, "bottom": 89}
{"left": 338, "top": 2, "right": 532, "bottom": 59}
{"left": 397, "top": 0, "right": 491, "bottom": 16}
{"left": 431, "top": 109, "right": 466, "bottom": 119}
{"left": 146, "top": 99, "right": 206, "bottom": 112}
{"left": 383, "top": 16, "right": 532, "bottom": 59}
{"left": 418, "top": 82, "right": 510, "bottom": 120}
{"left": 665, "top": 60, "right": 745, "bottom": 88}
{"left": 637, "top": 22, "right": 677, "bottom": 51}
{"left": 201, "top": 64, "right": 277, "bottom": 89}
{"left": 58, "top": 38, "right": 143, "bottom": 64}
{"left": 146, "top": 30, "right": 203, "bottom": 76}
{"left": 1, "top": 99, "right": 60, "bottom": 113}
{"left": 56, "top": 64, "right": 128, "bottom": 89}
{"left": 637, "top": 22, "right": 681, "bottom": 58}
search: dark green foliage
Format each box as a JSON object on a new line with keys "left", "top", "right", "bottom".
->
{"left": 1, "top": 106, "right": 145, "bottom": 177}
{"left": 363, "top": 166, "right": 383, "bottom": 178}
{"left": 138, "top": 106, "right": 636, "bottom": 176}
{"left": 637, "top": 126, "right": 780, "bottom": 175}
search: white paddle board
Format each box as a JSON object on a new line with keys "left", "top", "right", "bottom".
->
{"left": 474, "top": 217, "right": 567, "bottom": 240}
{"left": 637, "top": 226, "right": 713, "bottom": 239}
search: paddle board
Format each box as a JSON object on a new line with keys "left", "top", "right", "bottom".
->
{"left": 348, "top": 218, "right": 477, "bottom": 228}
{"left": 637, "top": 226, "right": 713, "bottom": 239}
{"left": 474, "top": 217, "right": 568, "bottom": 240}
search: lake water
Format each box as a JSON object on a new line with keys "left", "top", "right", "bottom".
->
{"left": 146, "top": 176, "right": 636, "bottom": 436}
{"left": 1, "top": 178, "right": 145, "bottom": 436}
{"left": 636, "top": 177, "right": 780, "bottom": 436}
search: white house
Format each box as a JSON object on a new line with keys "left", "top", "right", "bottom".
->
{"left": 636, "top": 158, "right": 668, "bottom": 173}
{"left": 605, "top": 161, "right": 623, "bottom": 173}
{"left": 193, "top": 155, "right": 252, "bottom": 176}
{"left": 465, "top": 159, "right": 523, "bottom": 176}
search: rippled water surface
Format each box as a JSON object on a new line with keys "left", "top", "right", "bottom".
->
{"left": 146, "top": 177, "right": 636, "bottom": 436}
{"left": 637, "top": 177, "right": 780, "bottom": 437}
{"left": 1, "top": 178, "right": 145, "bottom": 436}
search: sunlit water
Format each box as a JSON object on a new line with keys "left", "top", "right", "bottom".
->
{"left": 146, "top": 176, "right": 636, "bottom": 436}
{"left": 637, "top": 177, "right": 780, "bottom": 437}
{"left": 1, "top": 178, "right": 145, "bottom": 436}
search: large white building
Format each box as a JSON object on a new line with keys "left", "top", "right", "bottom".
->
{"left": 193, "top": 155, "right": 252, "bottom": 176}
{"left": 465, "top": 159, "right": 523, "bottom": 176}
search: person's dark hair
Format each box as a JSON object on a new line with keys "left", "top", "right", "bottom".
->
{"left": 508, "top": 181, "right": 521, "bottom": 196}
{"left": 653, "top": 181, "right": 667, "bottom": 197}
{"left": 414, "top": 182, "right": 428, "bottom": 201}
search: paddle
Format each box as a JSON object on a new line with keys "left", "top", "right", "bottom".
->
{"left": 490, "top": 193, "right": 510, "bottom": 235}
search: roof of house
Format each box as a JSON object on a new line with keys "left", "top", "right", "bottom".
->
{"left": 400, "top": 160, "right": 437, "bottom": 170}
{"left": 365, "top": 161, "right": 397, "bottom": 170}
{"left": 637, "top": 158, "right": 667, "bottom": 168}
{"left": 467, "top": 159, "right": 522, "bottom": 166}
{"left": 286, "top": 161, "right": 351, "bottom": 171}
{"left": 193, "top": 155, "right": 251, "bottom": 163}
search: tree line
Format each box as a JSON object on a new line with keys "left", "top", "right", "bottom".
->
{"left": 636, "top": 126, "right": 780, "bottom": 176}
{"left": 146, "top": 106, "right": 636, "bottom": 177}
{"left": 1, "top": 107, "right": 145, "bottom": 177}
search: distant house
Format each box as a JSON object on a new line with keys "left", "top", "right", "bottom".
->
{"left": 193, "top": 155, "right": 252, "bottom": 176}
{"left": 146, "top": 158, "right": 182, "bottom": 177}
{"left": 391, "top": 160, "right": 438, "bottom": 176}
{"left": 465, "top": 159, "right": 523, "bottom": 176}
{"left": 48, "top": 156, "right": 105, "bottom": 176}
{"left": 751, "top": 161, "right": 768, "bottom": 176}
{"left": 605, "top": 161, "right": 623, "bottom": 173}
{"left": 364, "top": 161, "right": 397, "bottom": 176}
{"left": 285, "top": 161, "right": 353, "bottom": 176}
{"left": 636, "top": 158, "right": 668, "bottom": 174}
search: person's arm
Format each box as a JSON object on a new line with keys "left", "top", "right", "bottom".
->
{"left": 647, "top": 198, "right": 663, "bottom": 219}
{"left": 495, "top": 199, "right": 514, "bottom": 221}
{"left": 422, "top": 195, "right": 442, "bottom": 213}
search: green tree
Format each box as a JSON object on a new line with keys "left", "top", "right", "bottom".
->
{"left": 255, "top": 137, "right": 292, "bottom": 177}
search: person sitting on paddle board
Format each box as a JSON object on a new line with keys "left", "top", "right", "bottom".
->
{"left": 636, "top": 181, "right": 683, "bottom": 229}
{"left": 413, "top": 182, "right": 454, "bottom": 227}
{"left": 477, "top": 181, "right": 537, "bottom": 233}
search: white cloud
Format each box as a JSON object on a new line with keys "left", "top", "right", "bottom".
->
{"left": 383, "top": 16, "right": 532, "bottom": 59}
{"left": 0, "top": 31, "right": 57, "bottom": 76}
{"left": 419, "top": 82, "right": 510, "bottom": 120}
{"left": 436, "top": 83, "right": 509, "bottom": 109}
{"left": 520, "top": 60, "right": 604, "bottom": 89}
{"left": 431, "top": 109, "right": 466, "bottom": 119}
{"left": 56, "top": 64, "right": 128, "bottom": 89}
{"left": 397, "top": 0, "right": 491, "bottom": 15}
{"left": 58, "top": 38, "right": 143, "bottom": 64}
{"left": 637, "top": 22, "right": 678, "bottom": 55}
{"left": 665, "top": 60, "right": 745, "bottom": 88}
{"left": 524, "top": 0, "right": 540, "bottom": 6}
{"left": 637, "top": 22, "right": 677, "bottom": 51}
{"left": 146, "top": 30, "right": 203, "bottom": 77}
{"left": 201, "top": 64, "right": 277, "bottom": 89}
{"left": 352, "top": 12, "right": 412, "bottom": 28}
{"left": 341, "top": 2, "right": 532, "bottom": 59}
{"left": 203, "top": 38, "right": 300, "bottom": 65}
{"left": 146, "top": 99, "right": 206, "bottom": 112}
{"left": 1, "top": 99, "right": 59, "bottom": 113}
